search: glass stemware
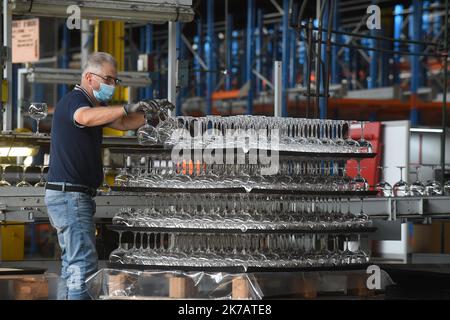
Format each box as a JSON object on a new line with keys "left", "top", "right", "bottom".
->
{"left": 444, "top": 177, "right": 450, "bottom": 196}
{"left": 137, "top": 123, "right": 159, "bottom": 145}
{"left": 16, "top": 165, "right": 32, "bottom": 187}
{"left": 115, "top": 156, "right": 134, "bottom": 187}
{"left": 376, "top": 166, "right": 392, "bottom": 197}
{"left": 409, "top": 165, "right": 425, "bottom": 196}
{"left": 393, "top": 166, "right": 409, "bottom": 197}
{"left": 29, "top": 102, "right": 48, "bottom": 135}
{"left": 425, "top": 165, "right": 442, "bottom": 196}
{"left": 357, "top": 121, "right": 373, "bottom": 153}
{"left": 98, "top": 166, "right": 111, "bottom": 193}
{"left": 0, "top": 164, "right": 11, "bottom": 187}
{"left": 351, "top": 161, "right": 368, "bottom": 191}
{"left": 34, "top": 165, "right": 47, "bottom": 187}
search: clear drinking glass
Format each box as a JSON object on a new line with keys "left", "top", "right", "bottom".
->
{"left": 98, "top": 166, "right": 111, "bottom": 193}
{"left": 137, "top": 123, "right": 159, "bottom": 145}
{"left": 393, "top": 166, "right": 409, "bottom": 197}
{"left": 444, "top": 178, "right": 450, "bottom": 196}
{"left": 0, "top": 164, "right": 11, "bottom": 186}
{"left": 425, "top": 165, "right": 442, "bottom": 196}
{"left": 16, "top": 165, "right": 32, "bottom": 187}
{"left": 358, "top": 121, "right": 373, "bottom": 153}
{"left": 29, "top": 102, "right": 48, "bottom": 135}
{"left": 351, "top": 161, "right": 368, "bottom": 191}
{"left": 34, "top": 165, "right": 47, "bottom": 187}
{"left": 376, "top": 166, "right": 392, "bottom": 197}
{"left": 409, "top": 165, "right": 425, "bottom": 196}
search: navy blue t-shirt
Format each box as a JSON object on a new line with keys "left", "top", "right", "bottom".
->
{"left": 47, "top": 85, "right": 104, "bottom": 189}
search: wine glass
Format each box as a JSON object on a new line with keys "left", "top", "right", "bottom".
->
{"left": 16, "top": 165, "right": 32, "bottom": 187}
{"left": 29, "top": 102, "right": 48, "bottom": 135}
{"left": 358, "top": 121, "right": 373, "bottom": 153}
{"left": 393, "top": 166, "right": 409, "bottom": 197}
{"left": 345, "top": 121, "right": 360, "bottom": 153}
{"left": 425, "top": 165, "right": 442, "bottom": 196}
{"left": 351, "top": 161, "right": 368, "bottom": 191}
{"left": 0, "top": 164, "right": 11, "bottom": 186}
{"left": 34, "top": 165, "right": 47, "bottom": 187}
{"left": 376, "top": 166, "right": 392, "bottom": 197}
{"left": 409, "top": 165, "right": 425, "bottom": 196}
{"left": 115, "top": 156, "right": 134, "bottom": 187}
{"left": 137, "top": 123, "right": 159, "bottom": 145}
{"left": 98, "top": 166, "right": 111, "bottom": 193}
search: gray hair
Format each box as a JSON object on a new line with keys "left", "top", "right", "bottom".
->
{"left": 82, "top": 52, "right": 117, "bottom": 77}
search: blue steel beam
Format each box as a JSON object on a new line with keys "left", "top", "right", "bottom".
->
{"left": 393, "top": 5, "right": 403, "bottom": 85}
{"left": 319, "top": 0, "right": 329, "bottom": 119}
{"left": 281, "top": 0, "right": 290, "bottom": 117}
{"left": 289, "top": 29, "right": 297, "bottom": 88}
{"left": 409, "top": 0, "right": 423, "bottom": 125}
{"left": 225, "top": 14, "right": 233, "bottom": 91}
{"left": 195, "top": 17, "right": 203, "bottom": 97}
{"left": 421, "top": 1, "right": 430, "bottom": 86}
{"left": 331, "top": 0, "right": 341, "bottom": 84}
{"left": 176, "top": 22, "right": 185, "bottom": 116}
{"left": 368, "top": 1, "right": 378, "bottom": 89}
{"left": 145, "top": 24, "right": 154, "bottom": 99}
{"left": 231, "top": 30, "right": 240, "bottom": 87}
{"left": 206, "top": 0, "right": 215, "bottom": 115}
{"left": 246, "top": 0, "right": 255, "bottom": 115}
{"left": 256, "top": 9, "right": 263, "bottom": 94}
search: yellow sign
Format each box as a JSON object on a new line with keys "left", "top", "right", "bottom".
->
{"left": 12, "top": 18, "right": 40, "bottom": 63}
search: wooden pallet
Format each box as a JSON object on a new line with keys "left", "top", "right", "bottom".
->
{"left": 105, "top": 271, "right": 375, "bottom": 300}
{"left": 0, "top": 274, "right": 49, "bottom": 300}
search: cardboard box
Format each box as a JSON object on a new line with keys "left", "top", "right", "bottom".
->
{"left": 409, "top": 222, "right": 442, "bottom": 253}
{"left": 14, "top": 277, "right": 49, "bottom": 300}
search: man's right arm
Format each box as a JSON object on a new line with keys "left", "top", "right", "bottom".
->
{"left": 74, "top": 106, "right": 126, "bottom": 127}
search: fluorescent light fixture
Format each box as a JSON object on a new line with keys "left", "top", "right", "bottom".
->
{"left": 26, "top": 68, "right": 152, "bottom": 87}
{"left": 24, "top": 156, "right": 33, "bottom": 166}
{"left": 11, "top": 0, "right": 194, "bottom": 23}
{"left": 0, "top": 147, "right": 37, "bottom": 157}
{"left": 410, "top": 128, "right": 444, "bottom": 133}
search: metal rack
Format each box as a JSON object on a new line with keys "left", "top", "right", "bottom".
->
{"left": 2, "top": 187, "right": 450, "bottom": 222}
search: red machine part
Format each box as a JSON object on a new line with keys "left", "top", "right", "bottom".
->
{"left": 346, "top": 122, "right": 382, "bottom": 188}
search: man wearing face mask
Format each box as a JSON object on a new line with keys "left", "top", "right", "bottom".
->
{"left": 45, "top": 52, "right": 151, "bottom": 300}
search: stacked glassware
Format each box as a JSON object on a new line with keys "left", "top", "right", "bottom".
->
{"left": 108, "top": 108, "right": 376, "bottom": 271}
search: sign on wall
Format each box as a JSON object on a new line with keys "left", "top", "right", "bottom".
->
{"left": 12, "top": 18, "right": 40, "bottom": 63}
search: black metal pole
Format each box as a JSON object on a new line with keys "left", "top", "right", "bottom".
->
{"left": 0, "top": 7, "right": 3, "bottom": 133}
{"left": 297, "top": 0, "right": 309, "bottom": 29}
{"left": 302, "top": 24, "right": 439, "bottom": 47}
{"left": 315, "top": 0, "right": 327, "bottom": 118}
{"left": 441, "top": 0, "right": 448, "bottom": 193}
{"left": 324, "top": 0, "right": 334, "bottom": 114}
{"left": 293, "top": 29, "right": 443, "bottom": 58}
{"left": 306, "top": 19, "right": 313, "bottom": 118}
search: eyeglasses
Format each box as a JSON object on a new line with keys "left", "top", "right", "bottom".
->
{"left": 91, "top": 72, "right": 122, "bottom": 86}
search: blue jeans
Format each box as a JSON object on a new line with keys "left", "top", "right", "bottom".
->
{"left": 44, "top": 183, "right": 98, "bottom": 300}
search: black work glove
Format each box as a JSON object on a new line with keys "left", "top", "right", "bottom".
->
{"left": 123, "top": 101, "right": 152, "bottom": 116}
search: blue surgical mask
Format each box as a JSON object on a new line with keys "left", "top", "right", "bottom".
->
{"left": 93, "top": 82, "right": 115, "bottom": 102}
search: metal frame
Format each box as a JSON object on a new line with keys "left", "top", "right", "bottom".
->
{"left": 2, "top": 0, "right": 12, "bottom": 132}
{"left": 2, "top": 187, "right": 450, "bottom": 222}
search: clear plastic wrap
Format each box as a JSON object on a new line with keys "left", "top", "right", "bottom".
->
{"left": 86, "top": 268, "right": 394, "bottom": 300}
{"left": 0, "top": 272, "right": 59, "bottom": 300}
